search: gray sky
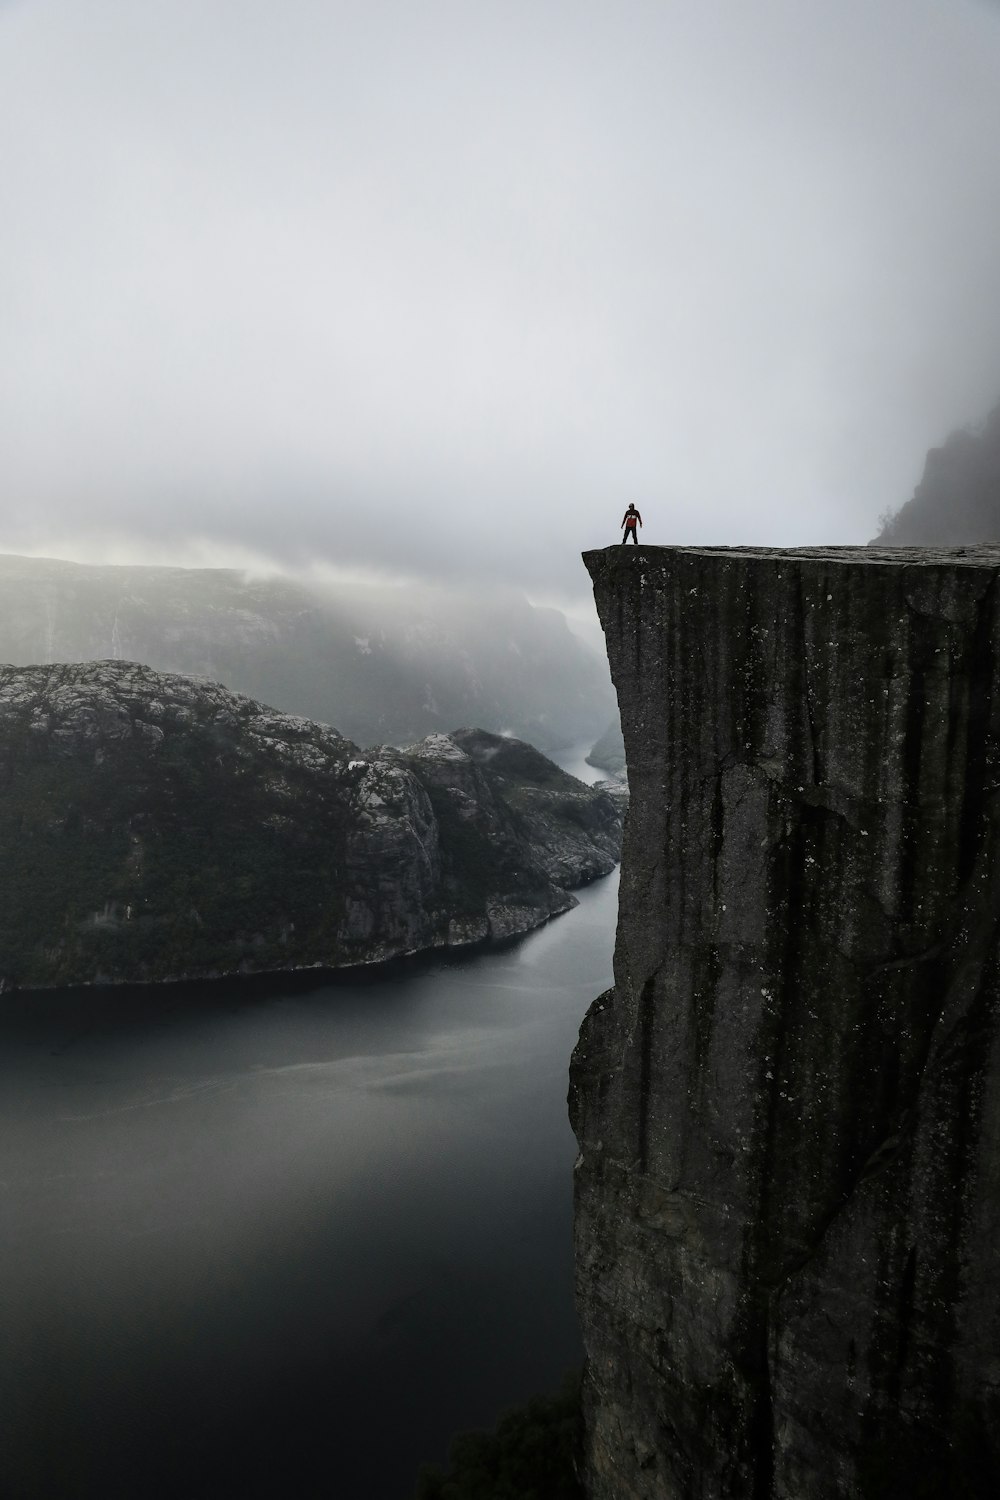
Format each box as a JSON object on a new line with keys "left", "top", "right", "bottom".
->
{"left": 2, "top": 0, "right": 1000, "bottom": 609}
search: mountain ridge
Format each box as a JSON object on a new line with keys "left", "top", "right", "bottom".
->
{"left": 0, "top": 661, "right": 622, "bottom": 992}
{"left": 874, "top": 398, "right": 1000, "bottom": 546}
{"left": 0, "top": 552, "right": 615, "bottom": 752}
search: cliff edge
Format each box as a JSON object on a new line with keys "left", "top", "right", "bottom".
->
{"left": 571, "top": 545, "right": 1000, "bottom": 1498}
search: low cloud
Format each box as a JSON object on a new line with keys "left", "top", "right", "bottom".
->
{"left": 2, "top": 0, "right": 1000, "bottom": 603}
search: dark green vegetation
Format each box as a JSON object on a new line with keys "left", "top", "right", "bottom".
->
{"left": 875, "top": 396, "right": 1000, "bottom": 545}
{"left": 0, "top": 553, "right": 615, "bottom": 751}
{"left": 0, "top": 664, "right": 622, "bottom": 990}
{"left": 415, "top": 1373, "right": 584, "bottom": 1500}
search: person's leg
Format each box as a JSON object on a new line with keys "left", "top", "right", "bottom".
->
{"left": 629, "top": 527, "right": 638, "bottom": 543}
{"left": 620, "top": 530, "right": 628, "bottom": 544}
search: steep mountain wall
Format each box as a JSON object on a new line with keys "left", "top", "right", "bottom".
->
{"left": 571, "top": 545, "right": 1000, "bottom": 1499}
{"left": 0, "top": 553, "right": 615, "bottom": 751}
{"left": 874, "top": 401, "right": 1000, "bottom": 546}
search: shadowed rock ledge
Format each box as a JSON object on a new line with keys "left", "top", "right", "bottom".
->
{"left": 570, "top": 545, "right": 1000, "bottom": 1499}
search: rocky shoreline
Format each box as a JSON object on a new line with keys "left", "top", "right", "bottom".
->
{"left": 0, "top": 662, "right": 623, "bottom": 992}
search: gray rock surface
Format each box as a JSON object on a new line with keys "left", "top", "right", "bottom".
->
{"left": 571, "top": 545, "right": 1000, "bottom": 1498}
{"left": 0, "top": 663, "right": 622, "bottom": 990}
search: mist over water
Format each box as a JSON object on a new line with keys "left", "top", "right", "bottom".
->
{"left": 0, "top": 869, "right": 618, "bottom": 1498}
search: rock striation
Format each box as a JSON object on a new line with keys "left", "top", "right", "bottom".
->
{"left": 571, "top": 545, "right": 1000, "bottom": 1499}
{"left": 0, "top": 663, "right": 621, "bottom": 990}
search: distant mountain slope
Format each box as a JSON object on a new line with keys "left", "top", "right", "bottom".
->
{"left": 0, "top": 554, "right": 615, "bottom": 751}
{"left": 585, "top": 718, "right": 626, "bottom": 779}
{"left": 0, "top": 662, "right": 622, "bottom": 990}
{"left": 874, "top": 400, "right": 1000, "bottom": 545}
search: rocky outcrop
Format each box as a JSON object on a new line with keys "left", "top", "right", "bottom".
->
{"left": 0, "top": 663, "right": 621, "bottom": 990}
{"left": 874, "top": 399, "right": 1000, "bottom": 546}
{"left": 0, "top": 552, "right": 616, "bottom": 751}
{"left": 571, "top": 545, "right": 1000, "bottom": 1499}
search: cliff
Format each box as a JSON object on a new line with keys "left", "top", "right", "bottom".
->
{"left": 0, "top": 553, "right": 615, "bottom": 751}
{"left": 0, "top": 663, "right": 621, "bottom": 991}
{"left": 571, "top": 545, "right": 1000, "bottom": 1499}
{"left": 874, "top": 400, "right": 1000, "bottom": 546}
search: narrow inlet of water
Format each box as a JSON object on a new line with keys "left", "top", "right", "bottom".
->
{"left": 0, "top": 868, "right": 618, "bottom": 1498}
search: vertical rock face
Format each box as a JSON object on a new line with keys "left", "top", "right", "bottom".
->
{"left": 571, "top": 546, "right": 1000, "bottom": 1499}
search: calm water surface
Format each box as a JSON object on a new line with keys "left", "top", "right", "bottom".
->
{"left": 0, "top": 866, "right": 618, "bottom": 1499}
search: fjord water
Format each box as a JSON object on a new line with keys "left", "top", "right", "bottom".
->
{"left": 0, "top": 867, "right": 617, "bottom": 1498}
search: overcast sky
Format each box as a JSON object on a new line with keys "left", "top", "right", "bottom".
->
{"left": 2, "top": 0, "right": 1000, "bottom": 609}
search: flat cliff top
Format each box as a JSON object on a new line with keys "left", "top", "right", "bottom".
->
{"left": 585, "top": 542, "right": 1000, "bottom": 568}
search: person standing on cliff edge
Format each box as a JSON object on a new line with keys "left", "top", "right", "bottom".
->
{"left": 621, "top": 504, "right": 642, "bottom": 543}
